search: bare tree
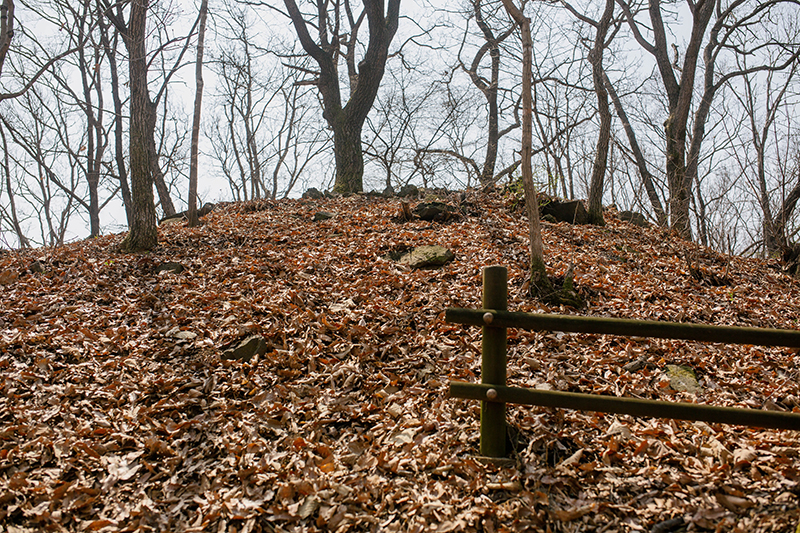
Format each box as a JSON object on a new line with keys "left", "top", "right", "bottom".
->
{"left": 98, "top": 12, "right": 131, "bottom": 226}
{"left": 687, "top": 1, "right": 800, "bottom": 249}
{"left": 100, "top": 0, "right": 158, "bottom": 251}
{"left": 528, "top": 18, "right": 594, "bottom": 200}
{"left": 0, "top": 0, "right": 91, "bottom": 102}
{"left": 458, "top": 0, "right": 519, "bottom": 186}
{"left": 559, "top": 0, "right": 618, "bottom": 225}
{"left": 617, "top": 0, "right": 800, "bottom": 240}
{"left": 499, "top": 0, "right": 552, "bottom": 299}
{"left": 0, "top": 89, "right": 81, "bottom": 247}
{"left": 604, "top": 72, "right": 668, "bottom": 226}
{"left": 73, "top": 0, "right": 107, "bottom": 237}
{"left": 616, "top": 0, "right": 716, "bottom": 239}
{"left": 267, "top": 81, "right": 330, "bottom": 198}
{"left": 363, "top": 56, "right": 442, "bottom": 192}
{"left": 99, "top": 0, "right": 202, "bottom": 251}
{"left": 187, "top": 0, "right": 208, "bottom": 227}
{"left": 206, "top": 5, "right": 330, "bottom": 200}
{"left": 281, "top": 0, "right": 400, "bottom": 194}
{"left": 209, "top": 6, "right": 269, "bottom": 201}
{"left": 0, "top": 118, "right": 30, "bottom": 247}
{"left": 729, "top": 57, "right": 800, "bottom": 254}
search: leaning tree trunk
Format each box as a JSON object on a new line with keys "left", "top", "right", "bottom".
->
{"left": 604, "top": 72, "right": 667, "bottom": 227}
{"left": 146, "top": 102, "right": 176, "bottom": 217}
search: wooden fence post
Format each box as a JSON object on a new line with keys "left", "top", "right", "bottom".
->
{"left": 481, "top": 266, "right": 508, "bottom": 457}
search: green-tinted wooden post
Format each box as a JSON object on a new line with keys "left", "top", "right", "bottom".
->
{"left": 481, "top": 265, "right": 508, "bottom": 457}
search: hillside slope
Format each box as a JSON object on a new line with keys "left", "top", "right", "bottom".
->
{"left": 1, "top": 192, "right": 799, "bottom": 532}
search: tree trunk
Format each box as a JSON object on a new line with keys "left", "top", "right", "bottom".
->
{"left": 586, "top": 0, "right": 614, "bottom": 226}
{"left": 618, "top": 0, "right": 715, "bottom": 240}
{"left": 187, "top": 0, "right": 207, "bottom": 227}
{"left": 469, "top": 1, "right": 511, "bottom": 186}
{"left": 772, "top": 177, "right": 800, "bottom": 252}
{"left": 0, "top": 0, "right": 14, "bottom": 78}
{"left": 0, "top": 121, "right": 29, "bottom": 248}
{"left": 500, "top": 0, "right": 553, "bottom": 298}
{"left": 331, "top": 115, "right": 366, "bottom": 194}
{"left": 120, "top": 0, "right": 157, "bottom": 252}
{"left": 482, "top": 71, "right": 499, "bottom": 186}
{"left": 659, "top": 0, "right": 714, "bottom": 240}
{"left": 79, "top": 2, "right": 103, "bottom": 238}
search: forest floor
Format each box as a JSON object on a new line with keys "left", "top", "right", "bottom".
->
{"left": 1, "top": 191, "right": 799, "bottom": 532}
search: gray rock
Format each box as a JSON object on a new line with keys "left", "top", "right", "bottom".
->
{"left": 159, "top": 203, "right": 215, "bottom": 226}
{"left": 303, "top": 187, "right": 324, "bottom": 200}
{"left": 28, "top": 260, "right": 46, "bottom": 274}
{"left": 156, "top": 261, "right": 185, "bottom": 274}
{"left": 665, "top": 364, "right": 702, "bottom": 394}
{"left": 399, "top": 184, "right": 419, "bottom": 198}
{"left": 412, "top": 202, "right": 459, "bottom": 222}
{"left": 313, "top": 211, "right": 335, "bottom": 222}
{"left": 619, "top": 210, "right": 649, "bottom": 227}
{"left": 399, "top": 245, "right": 455, "bottom": 268}
{"left": 221, "top": 335, "right": 269, "bottom": 362}
{"left": 540, "top": 198, "right": 588, "bottom": 225}
{"left": 160, "top": 216, "right": 185, "bottom": 226}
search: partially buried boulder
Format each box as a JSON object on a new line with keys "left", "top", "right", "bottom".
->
{"left": 159, "top": 203, "right": 216, "bottom": 225}
{"left": 413, "top": 202, "right": 459, "bottom": 222}
{"left": 399, "top": 184, "right": 419, "bottom": 198}
{"left": 221, "top": 335, "right": 268, "bottom": 362}
{"left": 313, "top": 211, "right": 335, "bottom": 222}
{"left": 665, "top": 364, "right": 702, "bottom": 394}
{"left": 399, "top": 245, "right": 454, "bottom": 268}
{"left": 618, "top": 210, "right": 649, "bottom": 227}
{"left": 155, "top": 261, "right": 185, "bottom": 274}
{"left": 302, "top": 187, "right": 325, "bottom": 200}
{"left": 540, "top": 198, "right": 588, "bottom": 225}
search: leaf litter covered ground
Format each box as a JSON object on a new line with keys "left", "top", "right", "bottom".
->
{"left": 1, "top": 192, "right": 799, "bottom": 532}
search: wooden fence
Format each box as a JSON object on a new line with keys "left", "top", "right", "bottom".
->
{"left": 447, "top": 265, "right": 800, "bottom": 457}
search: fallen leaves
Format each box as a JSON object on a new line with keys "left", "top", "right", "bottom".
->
{"left": 0, "top": 193, "right": 798, "bottom": 531}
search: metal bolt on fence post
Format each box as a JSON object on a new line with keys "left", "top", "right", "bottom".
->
{"left": 481, "top": 265, "right": 508, "bottom": 457}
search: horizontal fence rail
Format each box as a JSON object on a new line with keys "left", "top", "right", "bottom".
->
{"left": 445, "top": 308, "right": 800, "bottom": 347}
{"left": 449, "top": 382, "right": 800, "bottom": 431}
{"left": 446, "top": 265, "right": 800, "bottom": 457}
